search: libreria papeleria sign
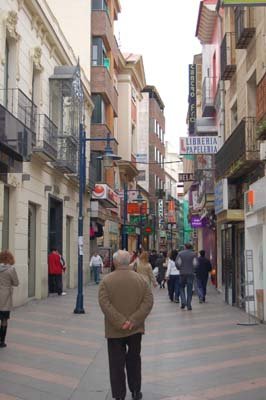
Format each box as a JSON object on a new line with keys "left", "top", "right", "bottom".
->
{"left": 179, "top": 136, "right": 220, "bottom": 155}
{"left": 222, "top": 0, "right": 266, "bottom": 5}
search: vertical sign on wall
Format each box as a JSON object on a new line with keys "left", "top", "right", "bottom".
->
{"left": 188, "top": 64, "right": 197, "bottom": 135}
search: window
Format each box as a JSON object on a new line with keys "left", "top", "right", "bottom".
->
{"left": 2, "top": 186, "right": 9, "bottom": 250}
{"left": 3, "top": 40, "right": 9, "bottom": 107}
{"left": 231, "top": 101, "right": 238, "bottom": 131}
{"left": 92, "top": 0, "right": 108, "bottom": 11}
{"left": 154, "top": 119, "right": 157, "bottom": 134}
{"left": 131, "top": 87, "right": 137, "bottom": 103}
{"left": 92, "top": 94, "right": 106, "bottom": 124}
{"left": 92, "top": 38, "right": 107, "bottom": 67}
{"left": 137, "top": 170, "right": 146, "bottom": 181}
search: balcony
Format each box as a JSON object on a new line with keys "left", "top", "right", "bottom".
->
{"left": 215, "top": 117, "right": 261, "bottom": 180}
{"left": 195, "top": 117, "right": 217, "bottom": 135}
{"left": 221, "top": 33, "right": 236, "bottom": 81}
{"left": 202, "top": 77, "right": 216, "bottom": 117}
{"left": 235, "top": 7, "right": 255, "bottom": 49}
{"left": 0, "top": 103, "right": 34, "bottom": 161}
{"left": 91, "top": 66, "right": 118, "bottom": 116}
{"left": 33, "top": 114, "right": 57, "bottom": 161}
{"left": 90, "top": 123, "right": 118, "bottom": 153}
{"left": 91, "top": 9, "right": 119, "bottom": 65}
{"left": 55, "top": 136, "right": 77, "bottom": 174}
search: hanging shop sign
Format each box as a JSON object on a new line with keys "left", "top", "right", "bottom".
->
{"left": 136, "top": 153, "right": 147, "bottom": 163}
{"left": 179, "top": 136, "right": 220, "bottom": 155}
{"left": 222, "top": 0, "right": 266, "bottom": 6}
{"left": 178, "top": 173, "right": 195, "bottom": 182}
{"left": 190, "top": 215, "right": 207, "bottom": 228}
{"left": 127, "top": 202, "right": 147, "bottom": 215}
{"left": 92, "top": 184, "right": 119, "bottom": 207}
{"left": 188, "top": 64, "right": 197, "bottom": 135}
{"left": 214, "top": 179, "right": 228, "bottom": 215}
{"left": 167, "top": 200, "right": 176, "bottom": 224}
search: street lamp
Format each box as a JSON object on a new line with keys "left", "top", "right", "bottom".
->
{"left": 73, "top": 71, "right": 121, "bottom": 315}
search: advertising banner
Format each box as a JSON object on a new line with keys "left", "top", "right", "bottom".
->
{"left": 222, "top": 0, "right": 266, "bottom": 5}
{"left": 188, "top": 64, "right": 197, "bottom": 135}
{"left": 167, "top": 200, "right": 176, "bottom": 224}
{"left": 179, "top": 136, "right": 220, "bottom": 155}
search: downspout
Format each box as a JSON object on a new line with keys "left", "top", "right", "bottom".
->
{"left": 216, "top": 6, "right": 225, "bottom": 144}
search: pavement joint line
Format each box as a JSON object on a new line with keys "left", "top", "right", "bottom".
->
{"left": 8, "top": 342, "right": 93, "bottom": 365}
{"left": 148, "top": 319, "right": 239, "bottom": 334}
{"left": 142, "top": 337, "right": 266, "bottom": 362}
{"left": 143, "top": 353, "right": 266, "bottom": 383}
{"left": 0, "top": 362, "right": 79, "bottom": 389}
{"left": 160, "top": 375, "right": 266, "bottom": 399}
{"left": 0, "top": 395, "right": 24, "bottom": 400}
{"left": 9, "top": 328, "right": 101, "bottom": 348}
{"left": 11, "top": 317, "right": 103, "bottom": 337}
{"left": 143, "top": 327, "right": 254, "bottom": 346}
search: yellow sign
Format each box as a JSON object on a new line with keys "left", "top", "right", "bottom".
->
{"left": 223, "top": 0, "right": 266, "bottom": 5}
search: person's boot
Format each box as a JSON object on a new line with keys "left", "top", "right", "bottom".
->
{"left": 0, "top": 326, "right": 7, "bottom": 348}
{"left": 132, "top": 392, "right": 143, "bottom": 400}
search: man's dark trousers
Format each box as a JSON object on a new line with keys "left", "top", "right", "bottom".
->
{"left": 107, "top": 333, "right": 142, "bottom": 399}
{"left": 179, "top": 274, "right": 194, "bottom": 309}
{"left": 197, "top": 276, "right": 208, "bottom": 301}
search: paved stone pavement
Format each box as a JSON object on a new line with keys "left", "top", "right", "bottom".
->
{"left": 1, "top": 283, "right": 266, "bottom": 400}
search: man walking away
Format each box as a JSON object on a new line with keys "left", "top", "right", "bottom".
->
{"left": 90, "top": 251, "right": 103, "bottom": 284}
{"left": 149, "top": 250, "right": 158, "bottom": 270}
{"left": 98, "top": 250, "right": 153, "bottom": 400}
{"left": 196, "top": 250, "right": 212, "bottom": 303}
{"left": 175, "top": 243, "right": 198, "bottom": 310}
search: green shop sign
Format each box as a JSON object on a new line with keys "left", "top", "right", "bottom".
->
{"left": 125, "top": 225, "right": 136, "bottom": 235}
{"left": 222, "top": 0, "right": 266, "bottom": 5}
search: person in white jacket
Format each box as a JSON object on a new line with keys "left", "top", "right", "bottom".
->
{"left": 166, "top": 250, "right": 180, "bottom": 303}
{"left": 90, "top": 251, "right": 103, "bottom": 284}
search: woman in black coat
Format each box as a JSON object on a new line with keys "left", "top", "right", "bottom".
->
{"left": 155, "top": 253, "right": 166, "bottom": 288}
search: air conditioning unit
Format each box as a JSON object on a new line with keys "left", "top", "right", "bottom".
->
{"left": 260, "top": 142, "right": 266, "bottom": 161}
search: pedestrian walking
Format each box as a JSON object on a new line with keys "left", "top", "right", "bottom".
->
{"left": 136, "top": 251, "right": 157, "bottom": 288}
{"left": 148, "top": 249, "right": 158, "bottom": 270}
{"left": 98, "top": 250, "right": 153, "bottom": 400}
{"left": 195, "top": 250, "right": 212, "bottom": 303}
{"left": 48, "top": 248, "right": 66, "bottom": 295}
{"left": 166, "top": 249, "right": 180, "bottom": 303}
{"left": 155, "top": 252, "right": 166, "bottom": 288}
{"left": 0, "top": 250, "right": 19, "bottom": 348}
{"left": 89, "top": 251, "right": 103, "bottom": 284}
{"left": 176, "top": 243, "right": 198, "bottom": 310}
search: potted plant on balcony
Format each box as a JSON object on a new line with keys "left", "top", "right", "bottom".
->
{"left": 256, "top": 119, "right": 266, "bottom": 140}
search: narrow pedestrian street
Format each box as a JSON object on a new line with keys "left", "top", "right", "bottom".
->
{"left": 1, "top": 286, "right": 266, "bottom": 400}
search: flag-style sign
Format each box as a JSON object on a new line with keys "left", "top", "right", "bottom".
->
{"left": 222, "top": 0, "right": 266, "bottom": 5}
{"left": 179, "top": 136, "right": 220, "bottom": 155}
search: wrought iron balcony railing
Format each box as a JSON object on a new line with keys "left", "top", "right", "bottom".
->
{"left": 235, "top": 7, "right": 255, "bottom": 49}
{"left": 221, "top": 33, "right": 236, "bottom": 81}
{"left": 215, "top": 117, "right": 261, "bottom": 180}
{"left": 202, "top": 77, "right": 216, "bottom": 117}
{"left": 0, "top": 88, "right": 37, "bottom": 133}
{"left": 34, "top": 114, "right": 58, "bottom": 160}
{"left": 0, "top": 103, "right": 34, "bottom": 160}
{"left": 55, "top": 136, "right": 77, "bottom": 174}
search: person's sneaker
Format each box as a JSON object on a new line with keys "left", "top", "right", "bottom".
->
{"left": 61, "top": 292, "right": 67, "bottom": 296}
{"left": 181, "top": 304, "right": 186, "bottom": 309}
{"left": 187, "top": 306, "right": 192, "bottom": 311}
{"left": 132, "top": 392, "right": 143, "bottom": 400}
{"left": 199, "top": 299, "right": 203, "bottom": 304}
{"left": 0, "top": 342, "right": 7, "bottom": 348}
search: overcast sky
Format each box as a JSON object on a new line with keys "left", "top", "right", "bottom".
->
{"left": 116, "top": 0, "right": 202, "bottom": 151}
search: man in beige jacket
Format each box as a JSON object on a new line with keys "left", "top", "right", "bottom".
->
{"left": 98, "top": 250, "right": 153, "bottom": 400}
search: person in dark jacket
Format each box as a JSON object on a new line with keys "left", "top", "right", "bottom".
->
{"left": 175, "top": 243, "right": 198, "bottom": 310}
{"left": 48, "top": 248, "right": 66, "bottom": 295}
{"left": 195, "top": 250, "right": 212, "bottom": 303}
{"left": 148, "top": 250, "right": 158, "bottom": 270}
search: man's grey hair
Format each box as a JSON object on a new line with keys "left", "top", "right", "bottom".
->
{"left": 113, "top": 250, "right": 131, "bottom": 267}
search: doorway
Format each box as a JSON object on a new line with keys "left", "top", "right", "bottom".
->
{"left": 48, "top": 196, "right": 63, "bottom": 254}
{"left": 66, "top": 216, "right": 72, "bottom": 288}
{"left": 28, "top": 203, "right": 36, "bottom": 298}
{"left": 236, "top": 227, "right": 245, "bottom": 308}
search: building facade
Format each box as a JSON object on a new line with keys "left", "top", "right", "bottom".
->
{"left": 0, "top": 0, "right": 93, "bottom": 306}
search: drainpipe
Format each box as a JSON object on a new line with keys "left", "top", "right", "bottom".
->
{"left": 216, "top": 7, "right": 225, "bottom": 145}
